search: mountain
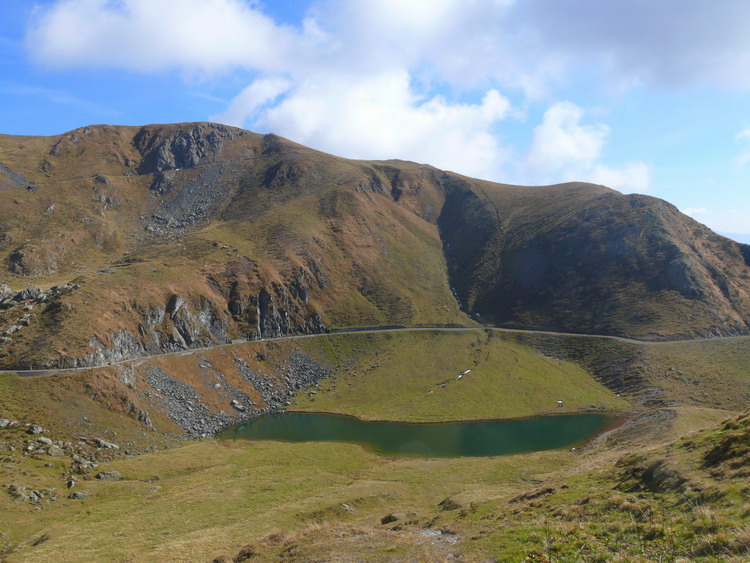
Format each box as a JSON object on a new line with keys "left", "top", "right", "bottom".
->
{"left": 0, "top": 122, "right": 748, "bottom": 368}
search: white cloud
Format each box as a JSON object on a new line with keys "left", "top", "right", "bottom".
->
{"left": 213, "top": 78, "right": 291, "bottom": 128}
{"left": 526, "top": 102, "right": 608, "bottom": 174}
{"left": 245, "top": 71, "right": 512, "bottom": 180}
{"left": 524, "top": 102, "right": 650, "bottom": 192}
{"left": 590, "top": 162, "right": 651, "bottom": 194}
{"left": 24, "top": 0, "right": 657, "bottom": 184}
{"left": 514, "top": 0, "right": 750, "bottom": 90}
{"left": 23, "top": 0, "right": 563, "bottom": 96}
{"left": 27, "top": 0, "right": 750, "bottom": 91}
{"left": 26, "top": 0, "right": 298, "bottom": 75}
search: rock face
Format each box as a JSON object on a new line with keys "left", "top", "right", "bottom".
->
{"left": 0, "top": 162, "right": 30, "bottom": 188}
{"left": 134, "top": 123, "right": 240, "bottom": 174}
{"left": 81, "top": 294, "right": 228, "bottom": 367}
{"left": 135, "top": 123, "right": 249, "bottom": 234}
{"left": 73, "top": 283, "right": 326, "bottom": 369}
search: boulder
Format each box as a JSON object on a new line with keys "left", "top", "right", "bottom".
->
{"left": 47, "top": 445, "right": 65, "bottom": 457}
{"left": 13, "top": 287, "right": 42, "bottom": 301}
{"left": 0, "top": 284, "right": 13, "bottom": 300}
{"left": 0, "top": 418, "right": 10, "bottom": 428}
{"left": 95, "top": 470, "right": 122, "bottom": 480}
{"left": 94, "top": 438, "right": 120, "bottom": 450}
{"left": 68, "top": 491, "right": 90, "bottom": 500}
{"left": 36, "top": 437, "right": 53, "bottom": 446}
{"left": 380, "top": 511, "right": 415, "bottom": 525}
{"left": 27, "top": 424, "right": 43, "bottom": 435}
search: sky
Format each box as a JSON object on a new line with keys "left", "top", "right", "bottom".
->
{"left": 0, "top": 0, "right": 749, "bottom": 241}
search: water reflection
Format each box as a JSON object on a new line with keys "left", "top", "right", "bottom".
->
{"left": 222, "top": 412, "right": 617, "bottom": 457}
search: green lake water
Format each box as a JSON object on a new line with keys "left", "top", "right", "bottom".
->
{"left": 221, "top": 412, "right": 618, "bottom": 457}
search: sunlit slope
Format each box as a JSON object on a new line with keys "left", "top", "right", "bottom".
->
{"left": 0, "top": 122, "right": 749, "bottom": 367}
{"left": 290, "top": 329, "right": 628, "bottom": 421}
{"left": 0, "top": 124, "right": 468, "bottom": 368}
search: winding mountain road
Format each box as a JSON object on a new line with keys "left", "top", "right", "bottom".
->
{"left": 1, "top": 325, "right": 748, "bottom": 377}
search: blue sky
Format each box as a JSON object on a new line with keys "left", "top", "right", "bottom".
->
{"left": 1, "top": 0, "right": 749, "bottom": 241}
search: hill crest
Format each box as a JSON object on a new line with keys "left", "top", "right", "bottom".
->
{"left": 0, "top": 122, "right": 748, "bottom": 367}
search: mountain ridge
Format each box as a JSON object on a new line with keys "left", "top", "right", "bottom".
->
{"left": 0, "top": 122, "right": 748, "bottom": 368}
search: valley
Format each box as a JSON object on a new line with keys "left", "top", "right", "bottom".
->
{"left": 1, "top": 326, "right": 749, "bottom": 560}
{"left": 0, "top": 123, "right": 749, "bottom": 561}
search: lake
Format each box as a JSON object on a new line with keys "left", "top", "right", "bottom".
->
{"left": 221, "top": 411, "right": 619, "bottom": 457}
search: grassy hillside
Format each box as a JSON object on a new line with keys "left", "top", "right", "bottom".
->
{"left": 291, "top": 330, "right": 629, "bottom": 421}
{"left": 0, "top": 330, "right": 630, "bottom": 447}
{"left": 1, "top": 123, "right": 749, "bottom": 369}
{"left": 1, "top": 327, "right": 750, "bottom": 560}
{"left": 1, "top": 401, "right": 745, "bottom": 561}
{"left": 0, "top": 433, "right": 571, "bottom": 561}
{"left": 439, "top": 176, "right": 750, "bottom": 340}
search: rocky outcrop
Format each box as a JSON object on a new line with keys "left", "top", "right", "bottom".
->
{"left": 0, "top": 283, "right": 78, "bottom": 349}
{"left": 72, "top": 275, "right": 326, "bottom": 369}
{"left": 139, "top": 351, "right": 330, "bottom": 438}
{"left": 255, "top": 285, "right": 326, "bottom": 339}
{"left": 217, "top": 260, "right": 328, "bottom": 340}
{"left": 7, "top": 242, "right": 66, "bottom": 276}
{"left": 6, "top": 227, "right": 114, "bottom": 276}
{"left": 0, "top": 162, "right": 30, "bottom": 190}
{"left": 134, "top": 123, "right": 241, "bottom": 174}
{"left": 82, "top": 294, "right": 229, "bottom": 367}
{"left": 149, "top": 170, "right": 176, "bottom": 195}
{"left": 133, "top": 123, "right": 252, "bottom": 235}
{"left": 741, "top": 244, "right": 750, "bottom": 268}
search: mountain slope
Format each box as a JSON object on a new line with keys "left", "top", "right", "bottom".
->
{"left": 0, "top": 122, "right": 748, "bottom": 367}
{"left": 438, "top": 175, "right": 750, "bottom": 339}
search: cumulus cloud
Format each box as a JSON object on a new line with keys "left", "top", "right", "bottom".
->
{"left": 590, "top": 163, "right": 651, "bottom": 194}
{"left": 26, "top": 0, "right": 671, "bottom": 184}
{"left": 214, "top": 78, "right": 291, "bottom": 128}
{"left": 513, "top": 0, "right": 750, "bottom": 90}
{"left": 26, "top": 0, "right": 298, "bottom": 75}
{"left": 526, "top": 102, "right": 608, "bottom": 174}
{"left": 525, "top": 102, "right": 650, "bottom": 192}
{"left": 244, "top": 72, "right": 512, "bottom": 179}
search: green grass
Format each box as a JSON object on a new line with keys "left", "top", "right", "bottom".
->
{"left": 5, "top": 411, "right": 747, "bottom": 562}
{"left": 2, "top": 330, "right": 750, "bottom": 561}
{"left": 0, "top": 436, "right": 568, "bottom": 562}
{"left": 292, "top": 330, "right": 630, "bottom": 422}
